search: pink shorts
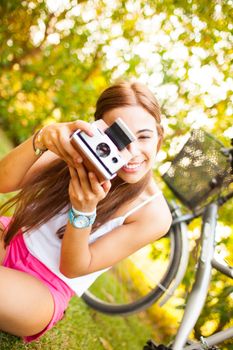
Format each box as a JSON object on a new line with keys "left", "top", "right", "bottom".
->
{"left": 0, "top": 216, "right": 75, "bottom": 343}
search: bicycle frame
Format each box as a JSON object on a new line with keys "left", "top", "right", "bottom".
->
{"left": 171, "top": 202, "right": 233, "bottom": 350}
{"left": 145, "top": 142, "right": 233, "bottom": 349}
{"left": 158, "top": 201, "right": 190, "bottom": 307}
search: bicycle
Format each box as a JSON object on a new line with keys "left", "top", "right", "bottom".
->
{"left": 81, "top": 128, "right": 233, "bottom": 350}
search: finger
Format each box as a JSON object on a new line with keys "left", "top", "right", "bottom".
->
{"left": 68, "top": 120, "right": 94, "bottom": 137}
{"left": 47, "top": 140, "right": 68, "bottom": 162}
{"left": 69, "top": 166, "right": 80, "bottom": 185}
{"left": 88, "top": 172, "right": 105, "bottom": 196}
{"left": 102, "top": 180, "right": 112, "bottom": 194}
{"left": 75, "top": 163, "right": 92, "bottom": 193}
{"left": 69, "top": 166, "right": 84, "bottom": 198}
{"left": 68, "top": 166, "right": 76, "bottom": 178}
{"left": 70, "top": 179, "right": 82, "bottom": 200}
{"left": 43, "top": 130, "right": 75, "bottom": 166}
{"left": 50, "top": 127, "right": 82, "bottom": 164}
{"left": 69, "top": 180, "right": 83, "bottom": 206}
{"left": 56, "top": 135, "right": 79, "bottom": 165}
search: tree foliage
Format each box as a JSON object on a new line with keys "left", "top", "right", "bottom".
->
{"left": 0, "top": 0, "right": 232, "bottom": 344}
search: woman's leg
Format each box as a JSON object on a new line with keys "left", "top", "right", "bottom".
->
{"left": 0, "top": 266, "right": 54, "bottom": 337}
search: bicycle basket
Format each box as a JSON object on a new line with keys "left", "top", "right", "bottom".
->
{"left": 162, "top": 129, "right": 233, "bottom": 210}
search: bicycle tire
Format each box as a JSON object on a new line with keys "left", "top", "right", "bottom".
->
{"left": 82, "top": 222, "right": 183, "bottom": 315}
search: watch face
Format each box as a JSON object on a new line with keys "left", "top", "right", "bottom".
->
{"left": 73, "top": 215, "right": 90, "bottom": 228}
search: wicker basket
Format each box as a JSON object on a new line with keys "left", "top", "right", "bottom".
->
{"left": 162, "top": 129, "right": 233, "bottom": 210}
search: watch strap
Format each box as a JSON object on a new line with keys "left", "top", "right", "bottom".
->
{"left": 68, "top": 208, "right": 96, "bottom": 229}
{"left": 71, "top": 206, "right": 96, "bottom": 217}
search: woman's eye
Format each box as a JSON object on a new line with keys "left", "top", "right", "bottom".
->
{"left": 138, "top": 136, "right": 151, "bottom": 140}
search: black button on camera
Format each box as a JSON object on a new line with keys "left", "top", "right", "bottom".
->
{"left": 112, "top": 157, "right": 118, "bottom": 163}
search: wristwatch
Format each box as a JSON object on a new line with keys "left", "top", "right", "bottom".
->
{"left": 68, "top": 207, "right": 96, "bottom": 229}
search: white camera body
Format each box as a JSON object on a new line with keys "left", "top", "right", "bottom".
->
{"left": 71, "top": 118, "right": 136, "bottom": 182}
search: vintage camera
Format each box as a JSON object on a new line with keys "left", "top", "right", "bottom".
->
{"left": 70, "top": 118, "right": 136, "bottom": 182}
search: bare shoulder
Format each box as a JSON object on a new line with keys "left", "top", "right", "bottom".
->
{"left": 144, "top": 193, "right": 172, "bottom": 228}
{"left": 124, "top": 191, "right": 172, "bottom": 241}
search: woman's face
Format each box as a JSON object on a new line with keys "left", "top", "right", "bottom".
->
{"left": 103, "top": 106, "right": 159, "bottom": 184}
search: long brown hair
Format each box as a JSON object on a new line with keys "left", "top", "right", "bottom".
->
{"left": 1, "top": 81, "right": 163, "bottom": 246}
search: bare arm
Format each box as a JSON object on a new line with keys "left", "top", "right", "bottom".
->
{"left": 59, "top": 160, "right": 172, "bottom": 278}
{"left": 86, "top": 201, "right": 172, "bottom": 274}
{"left": 59, "top": 164, "right": 111, "bottom": 277}
{"left": 60, "top": 195, "right": 172, "bottom": 278}
{"left": 0, "top": 121, "right": 94, "bottom": 193}
{"left": 0, "top": 135, "right": 45, "bottom": 193}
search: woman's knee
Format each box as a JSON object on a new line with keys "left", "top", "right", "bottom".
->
{"left": 0, "top": 266, "right": 54, "bottom": 336}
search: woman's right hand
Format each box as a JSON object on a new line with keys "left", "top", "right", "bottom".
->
{"left": 36, "top": 121, "right": 94, "bottom": 167}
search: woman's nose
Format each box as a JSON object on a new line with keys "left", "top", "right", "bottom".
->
{"left": 127, "top": 141, "right": 140, "bottom": 156}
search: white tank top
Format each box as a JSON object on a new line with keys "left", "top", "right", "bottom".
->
{"left": 23, "top": 191, "right": 162, "bottom": 296}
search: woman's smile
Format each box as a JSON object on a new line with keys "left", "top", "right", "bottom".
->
{"left": 103, "top": 105, "right": 159, "bottom": 183}
{"left": 121, "top": 161, "right": 145, "bottom": 173}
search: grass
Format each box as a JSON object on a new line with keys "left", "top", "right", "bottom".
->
{"left": 0, "top": 129, "right": 160, "bottom": 349}
{"left": 0, "top": 296, "right": 156, "bottom": 350}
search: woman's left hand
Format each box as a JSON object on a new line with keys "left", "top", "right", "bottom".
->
{"left": 68, "top": 164, "right": 111, "bottom": 213}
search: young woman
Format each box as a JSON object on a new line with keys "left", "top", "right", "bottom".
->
{"left": 0, "top": 81, "right": 172, "bottom": 342}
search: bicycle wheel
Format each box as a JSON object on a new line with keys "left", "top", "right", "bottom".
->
{"left": 82, "top": 223, "right": 183, "bottom": 315}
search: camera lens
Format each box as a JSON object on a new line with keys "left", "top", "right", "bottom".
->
{"left": 96, "top": 143, "right": 111, "bottom": 158}
{"left": 112, "top": 157, "right": 118, "bottom": 163}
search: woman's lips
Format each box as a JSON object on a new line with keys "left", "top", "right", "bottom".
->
{"left": 121, "top": 161, "right": 144, "bottom": 173}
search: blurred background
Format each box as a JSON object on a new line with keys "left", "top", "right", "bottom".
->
{"left": 0, "top": 1, "right": 233, "bottom": 349}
